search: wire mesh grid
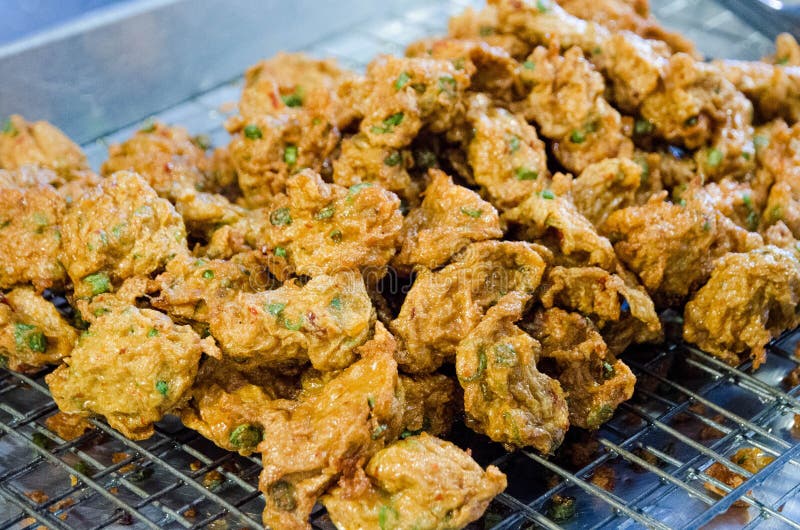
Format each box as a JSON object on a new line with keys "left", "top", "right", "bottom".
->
{"left": 1, "top": 0, "right": 799, "bottom": 528}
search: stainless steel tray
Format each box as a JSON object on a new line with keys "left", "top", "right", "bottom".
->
{"left": 1, "top": 1, "right": 798, "bottom": 529}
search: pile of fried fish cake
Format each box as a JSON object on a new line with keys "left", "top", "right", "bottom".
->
{"left": 2, "top": 1, "right": 800, "bottom": 528}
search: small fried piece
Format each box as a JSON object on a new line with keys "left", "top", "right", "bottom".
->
{"left": 46, "top": 296, "right": 218, "bottom": 440}
{"left": 572, "top": 158, "right": 643, "bottom": 227}
{"left": 60, "top": 171, "right": 188, "bottom": 298}
{"left": 45, "top": 412, "right": 94, "bottom": 441}
{"left": 180, "top": 359, "right": 296, "bottom": 455}
{"left": 466, "top": 94, "right": 550, "bottom": 210}
{"left": 604, "top": 193, "right": 761, "bottom": 306}
{"left": 399, "top": 374, "right": 459, "bottom": 439}
{"left": 345, "top": 55, "right": 470, "bottom": 148}
{"left": 258, "top": 323, "right": 403, "bottom": 530}
{"left": 529, "top": 308, "right": 636, "bottom": 429}
{"left": 683, "top": 246, "right": 800, "bottom": 369}
{"left": 151, "top": 251, "right": 271, "bottom": 323}
{"left": 503, "top": 191, "right": 618, "bottom": 271}
{"left": 269, "top": 170, "right": 403, "bottom": 277}
{"left": 322, "top": 433, "right": 507, "bottom": 530}
{"left": 207, "top": 271, "right": 374, "bottom": 371}
{"left": 456, "top": 292, "right": 569, "bottom": 453}
{"left": 0, "top": 115, "right": 88, "bottom": 177}
{"left": 714, "top": 59, "right": 800, "bottom": 124}
{"left": 0, "top": 288, "right": 77, "bottom": 373}
{"left": 0, "top": 180, "right": 66, "bottom": 291}
{"left": 392, "top": 241, "right": 547, "bottom": 373}
{"left": 393, "top": 169, "right": 502, "bottom": 273}
{"left": 539, "top": 265, "right": 662, "bottom": 352}
{"left": 332, "top": 134, "right": 421, "bottom": 206}
{"left": 704, "top": 447, "right": 774, "bottom": 507}
{"left": 102, "top": 122, "right": 216, "bottom": 197}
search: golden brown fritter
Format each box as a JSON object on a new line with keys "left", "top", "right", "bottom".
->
{"left": 539, "top": 265, "right": 662, "bottom": 352}
{"left": 399, "top": 373, "right": 459, "bottom": 438}
{"left": 0, "top": 115, "right": 89, "bottom": 177}
{"left": 559, "top": 0, "right": 697, "bottom": 55}
{"left": 322, "top": 433, "right": 507, "bottom": 530}
{"left": 456, "top": 292, "right": 569, "bottom": 453}
{"left": 60, "top": 171, "right": 188, "bottom": 298}
{"left": 207, "top": 271, "right": 374, "bottom": 371}
{"left": 332, "top": 134, "right": 422, "bottom": 207}
{"left": 516, "top": 44, "right": 632, "bottom": 174}
{"left": 528, "top": 307, "right": 636, "bottom": 429}
{"left": 343, "top": 55, "right": 470, "bottom": 148}
{"left": 46, "top": 293, "right": 218, "bottom": 440}
{"left": 503, "top": 191, "right": 618, "bottom": 270}
{"left": 393, "top": 169, "right": 502, "bottom": 273}
{"left": 0, "top": 180, "right": 66, "bottom": 291}
{"left": 180, "top": 358, "right": 296, "bottom": 455}
{"left": 391, "top": 241, "right": 547, "bottom": 373}
{"left": 257, "top": 323, "right": 404, "bottom": 530}
{"left": 406, "top": 37, "right": 521, "bottom": 102}
{"left": 102, "top": 122, "right": 217, "bottom": 197}
{"left": 714, "top": 59, "right": 800, "bottom": 124}
{"left": 448, "top": 5, "right": 531, "bottom": 60}
{"left": 0, "top": 288, "right": 77, "bottom": 373}
{"left": 572, "top": 158, "right": 645, "bottom": 227}
{"left": 256, "top": 170, "right": 403, "bottom": 278}
{"left": 150, "top": 251, "right": 272, "bottom": 323}
{"left": 466, "top": 94, "right": 550, "bottom": 210}
{"left": 228, "top": 57, "right": 344, "bottom": 207}
{"left": 604, "top": 193, "right": 762, "bottom": 306}
{"left": 683, "top": 246, "right": 800, "bottom": 369}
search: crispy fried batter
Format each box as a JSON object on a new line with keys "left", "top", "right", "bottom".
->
{"left": 683, "top": 246, "right": 800, "bottom": 369}
{"left": 456, "top": 292, "right": 569, "bottom": 452}
{"left": 322, "top": 433, "right": 507, "bottom": 530}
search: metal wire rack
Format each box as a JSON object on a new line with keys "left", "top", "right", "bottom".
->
{"left": 1, "top": 0, "right": 798, "bottom": 528}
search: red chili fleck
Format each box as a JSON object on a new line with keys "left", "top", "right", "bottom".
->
{"left": 248, "top": 306, "right": 259, "bottom": 316}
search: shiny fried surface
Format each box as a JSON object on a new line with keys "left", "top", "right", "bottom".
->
{"left": 2, "top": 1, "right": 800, "bottom": 528}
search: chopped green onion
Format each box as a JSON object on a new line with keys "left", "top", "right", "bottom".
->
{"left": 394, "top": 71, "right": 411, "bottom": 90}
{"left": 330, "top": 296, "right": 343, "bottom": 310}
{"left": 139, "top": 119, "right": 156, "bottom": 133}
{"left": 284, "top": 144, "right": 298, "bottom": 165}
{"left": 371, "top": 112, "right": 404, "bottom": 134}
{"left": 493, "top": 343, "right": 517, "bottom": 366}
{"left": 515, "top": 167, "right": 538, "bottom": 181}
{"left": 2, "top": 119, "right": 17, "bottom": 136}
{"left": 778, "top": 56, "right": 790, "bottom": 65}
{"left": 452, "top": 57, "right": 465, "bottom": 70}
{"left": 155, "top": 380, "right": 168, "bottom": 397}
{"left": 243, "top": 124, "right": 262, "bottom": 140}
{"left": 378, "top": 505, "right": 398, "bottom": 530}
{"left": 438, "top": 76, "right": 457, "bottom": 95}
{"left": 371, "top": 424, "right": 388, "bottom": 440}
{"left": 274, "top": 246, "right": 287, "bottom": 258}
{"left": 384, "top": 151, "right": 402, "bottom": 166}
{"left": 267, "top": 302, "right": 286, "bottom": 316}
{"left": 570, "top": 129, "right": 586, "bottom": 143}
{"left": 147, "top": 328, "right": 159, "bottom": 338}
{"left": 634, "top": 119, "right": 654, "bottom": 135}
{"left": 347, "top": 182, "right": 373, "bottom": 201}
{"left": 270, "top": 480, "right": 297, "bottom": 512}
{"left": 461, "top": 346, "right": 487, "bottom": 382}
{"left": 702, "top": 220, "right": 711, "bottom": 231}
{"left": 329, "top": 229, "right": 343, "bottom": 242}
{"left": 707, "top": 148, "right": 723, "bottom": 167}
{"left": 192, "top": 134, "right": 212, "bottom": 150}
{"left": 540, "top": 189, "right": 555, "bottom": 200}
{"left": 270, "top": 207, "right": 292, "bottom": 226}
{"left": 537, "top": 0, "right": 549, "bottom": 12}
{"left": 602, "top": 361, "right": 615, "bottom": 379}
{"left": 460, "top": 206, "right": 482, "bottom": 218}
{"left": 522, "top": 60, "right": 535, "bottom": 70}
{"left": 479, "top": 25, "right": 494, "bottom": 36}
{"left": 754, "top": 135, "right": 769, "bottom": 150}
{"left": 509, "top": 135, "right": 521, "bottom": 152}
{"left": 684, "top": 116, "right": 698, "bottom": 127}
{"left": 314, "top": 204, "right": 335, "bottom": 220}
{"left": 229, "top": 424, "right": 263, "bottom": 449}
{"left": 281, "top": 88, "right": 303, "bottom": 107}
{"left": 83, "top": 272, "right": 111, "bottom": 296}
{"left": 284, "top": 316, "right": 303, "bottom": 331}
{"left": 202, "top": 270, "right": 214, "bottom": 280}
{"left": 414, "top": 149, "right": 437, "bottom": 169}
{"left": 367, "top": 396, "right": 375, "bottom": 409}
